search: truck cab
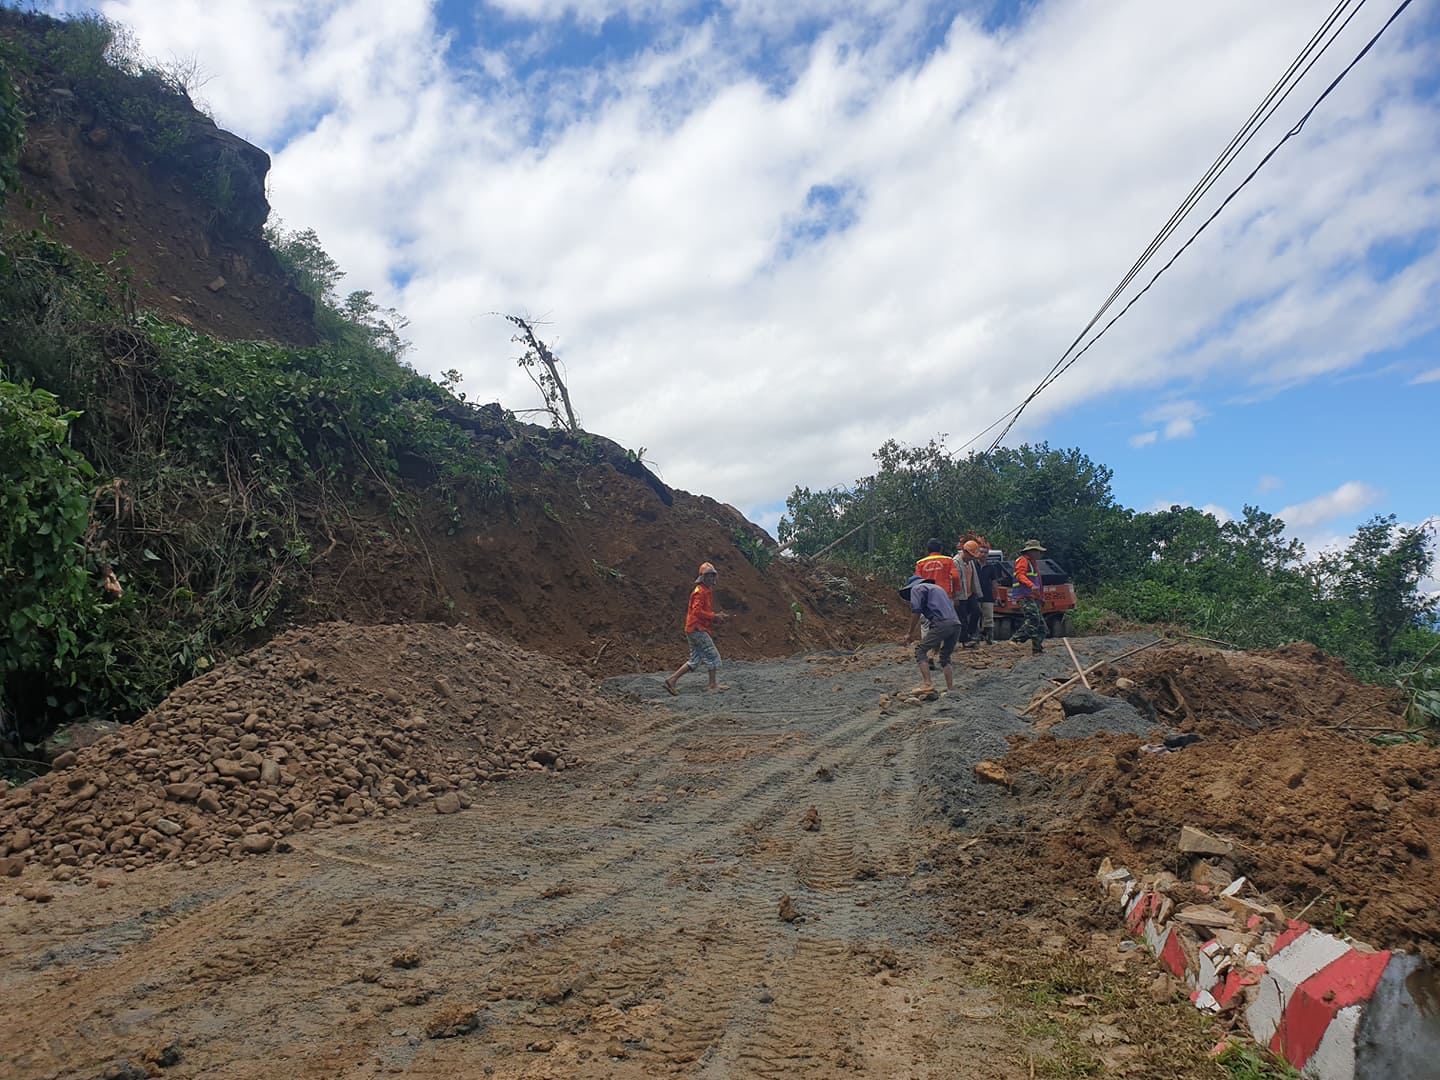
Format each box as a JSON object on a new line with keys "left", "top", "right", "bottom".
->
{"left": 987, "top": 549, "right": 1078, "bottom": 639}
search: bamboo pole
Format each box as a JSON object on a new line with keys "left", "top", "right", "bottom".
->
{"left": 1023, "top": 638, "right": 1166, "bottom": 714}
{"left": 1062, "top": 637, "right": 1091, "bottom": 689}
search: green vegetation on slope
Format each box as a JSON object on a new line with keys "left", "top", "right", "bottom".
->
{"left": 0, "top": 224, "right": 508, "bottom": 746}
{"left": 781, "top": 438, "right": 1439, "bottom": 724}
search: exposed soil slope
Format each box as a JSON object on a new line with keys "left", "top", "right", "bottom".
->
{"left": 298, "top": 419, "right": 902, "bottom": 675}
{"left": 0, "top": 9, "right": 317, "bottom": 345}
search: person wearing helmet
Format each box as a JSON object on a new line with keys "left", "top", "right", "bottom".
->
{"left": 664, "top": 562, "right": 730, "bottom": 694}
{"left": 953, "top": 540, "right": 985, "bottom": 648}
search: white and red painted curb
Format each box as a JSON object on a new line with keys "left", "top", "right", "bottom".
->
{"left": 1099, "top": 860, "right": 1440, "bottom": 1079}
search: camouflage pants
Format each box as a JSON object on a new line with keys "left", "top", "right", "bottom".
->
{"left": 1014, "top": 597, "right": 1046, "bottom": 649}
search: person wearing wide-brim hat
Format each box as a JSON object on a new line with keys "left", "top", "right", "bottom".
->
{"left": 1011, "top": 540, "right": 1048, "bottom": 654}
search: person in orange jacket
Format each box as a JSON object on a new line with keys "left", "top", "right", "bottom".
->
{"left": 1011, "top": 539, "right": 1047, "bottom": 654}
{"left": 664, "top": 562, "right": 730, "bottom": 694}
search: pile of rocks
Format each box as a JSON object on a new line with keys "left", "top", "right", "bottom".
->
{"left": 0, "top": 622, "right": 631, "bottom": 879}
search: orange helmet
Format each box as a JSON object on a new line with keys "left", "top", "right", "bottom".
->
{"left": 698, "top": 562, "right": 717, "bottom": 576}
{"left": 962, "top": 540, "right": 983, "bottom": 557}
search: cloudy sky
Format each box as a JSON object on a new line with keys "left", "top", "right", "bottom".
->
{"left": 42, "top": 0, "right": 1440, "bottom": 552}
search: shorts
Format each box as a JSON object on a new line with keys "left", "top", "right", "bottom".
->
{"left": 687, "top": 630, "right": 721, "bottom": 672}
{"left": 915, "top": 619, "right": 960, "bottom": 667}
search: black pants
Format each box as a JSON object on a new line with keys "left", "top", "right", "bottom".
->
{"left": 956, "top": 598, "right": 981, "bottom": 642}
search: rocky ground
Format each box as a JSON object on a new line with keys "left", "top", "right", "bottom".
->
{"left": 1, "top": 629, "right": 1432, "bottom": 1078}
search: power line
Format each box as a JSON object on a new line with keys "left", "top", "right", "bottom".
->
{"left": 984, "top": 0, "right": 1414, "bottom": 454}
{"left": 954, "top": 0, "right": 1411, "bottom": 458}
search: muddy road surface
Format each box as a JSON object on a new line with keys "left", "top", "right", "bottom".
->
{"left": 1, "top": 639, "right": 1207, "bottom": 1079}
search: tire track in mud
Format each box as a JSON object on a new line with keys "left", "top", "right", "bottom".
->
{"left": 1, "top": 650, "right": 1026, "bottom": 1080}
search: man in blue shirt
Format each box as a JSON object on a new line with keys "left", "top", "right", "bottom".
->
{"left": 902, "top": 574, "right": 960, "bottom": 693}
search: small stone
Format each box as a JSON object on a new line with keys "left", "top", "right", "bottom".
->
{"left": 21, "top": 884, "right": 54, "bottom": 903}
{"left": 605, "top": 1039, "right": 628, "bottom": 1059}
{"left": 240, "top": 834, "right": 274, "bottom": 854}
{"left": 206, "top": 276, "right": 226, "bottom": 293}
{"left": 164, "top": 783, "right": 203, "bottom": 803}
{"left": 424, "top": 1004, "right": 479, "bottom": 1039}
{"left": 8, "top": 828, "right": 34, "bottom": 853}
{"left": 525, "top": 1040, "right": 555, "bottom": 1053}
{"left": 391, "top": 948, "right": 421, "bottom": 969}
{"left": 0, "top": 855, "right": 24, "bottom": 877}
{"left": 778, "top": 894, "right": 801, "bottom": 923}
{"left": 800, "top": 806, "right": 821, "bottom": 832}
{"left": 196, "top": 791, "right": 223, "bottom": 814}
{"left": 433, "top": 793, "right": 462, "bottom": 815}
{"left": 51, "top": 750, "right": 78, "bottom": 769}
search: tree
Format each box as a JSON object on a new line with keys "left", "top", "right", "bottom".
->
{"left": 1318, "top": 516, "right": 1437, "bottom": 665}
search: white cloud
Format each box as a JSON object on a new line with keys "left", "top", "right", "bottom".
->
{"left": 60, "top": 0, "right": 1440, "bottom": 522}
{"left": 1129, "top": 430, "right": 1158, "bottom": 448}
{"left": 1200, "top": 504, "right": 1233, "bottom": 524}
{"left": 1278, "top": 481, "right": 1383, "bottom": 531}
{"left": 1256, "top": 474, "right": 1283, "bottom": 494}
{"left": 1163, "top": 416, "right": 1196, "bottom": 440}
{"left": 1411, "top": 367, "right": 1440, "bottom": 384}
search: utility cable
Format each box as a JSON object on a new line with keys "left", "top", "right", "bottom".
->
{"left": 984, "top": 0, "right": 1413, "bottom": 454}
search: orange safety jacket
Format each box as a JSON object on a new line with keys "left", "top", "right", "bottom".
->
{"left": 915, "top": 554, "right": 962, "bottom": 598}
{"left": 685, "top": 583, "right": 716, "bottom": 633}
{"left": 1012, "top": 553, "right": 1043, "bottom": 598}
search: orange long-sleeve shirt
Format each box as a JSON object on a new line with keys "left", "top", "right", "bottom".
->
{"left": 915, "top": 554, "right": 961, "bottom": 598}
{"left": 685, "top": 583, "right": 716, "bottom": 633}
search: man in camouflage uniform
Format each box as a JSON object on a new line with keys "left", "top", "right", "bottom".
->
{"left": 1011, "top": 539, "right": 1047, "bottom": 655}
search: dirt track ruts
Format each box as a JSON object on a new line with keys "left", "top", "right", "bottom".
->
{"left": 0, "top": 646, "right": 1076, "bottom": 1080}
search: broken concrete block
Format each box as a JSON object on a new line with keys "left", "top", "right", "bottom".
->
{"left": 1178, "top": 825, "right": 1234, "bottom": 856}
{"left": 1175, "top": 905, "right": 1238, "bottom": 929}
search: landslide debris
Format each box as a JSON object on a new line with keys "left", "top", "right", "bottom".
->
{"left": 998, "top": 644, "right": 1440, "bottom": 960}
{"left": 0, "top": 623, "right": 629, "bottom": 878}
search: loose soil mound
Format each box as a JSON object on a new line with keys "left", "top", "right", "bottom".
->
{"left": 0, "top": 622, "right": 631, "bottom": 879}
{"left": 1001, "top": 645, "right": 1440, "bottom": 960}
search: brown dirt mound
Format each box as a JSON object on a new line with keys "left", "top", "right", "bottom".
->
{"left": 1002, "top": 645, "right": 1440, "bottom": 961}
{"left": 1090, "top": 642, "right": 1401, "bottom": 731}
{"left": 0, "top": 622, "right": 631, "bottom": 879}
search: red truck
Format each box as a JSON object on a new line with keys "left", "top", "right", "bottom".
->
{"left": 987, "top": 549, "right": 1078, "bottom": 640}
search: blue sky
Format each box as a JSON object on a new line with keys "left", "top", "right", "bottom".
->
{"left": 41, "top": 0, "right": 1440, "bottom": 559}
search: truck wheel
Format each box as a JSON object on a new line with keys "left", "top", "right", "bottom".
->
{"left": 994, "top": 617, "right": 1013, "bottom": 641}
{"left": 1060, "top": 614, "right": 1075, "bottom": 637}
{"left": 1045, "top": 614, "right": 1064, "bottom": 638}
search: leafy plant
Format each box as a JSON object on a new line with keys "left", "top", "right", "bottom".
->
{"left": 0, "top": 381, "right": 102, "bottom": 738}
{"left": 734, "top": 526, "right": 773, "bottom": 572}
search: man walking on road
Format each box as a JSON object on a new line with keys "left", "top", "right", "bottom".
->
{"left": 664, "top": 562, "right": 729, "bottom": 694}
{"left": 903, "top": 574, "right": 960, "bottom": 693}
{"left": 1011, "top": 540, "right": 1047, "bottom": 655}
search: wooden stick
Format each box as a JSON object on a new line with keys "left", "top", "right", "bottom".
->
{"left": 1023, "top": 638, "right": 1166, "bottom": 714}
{"left": 1179, "top": 631, "right": 1241, "bottom": 650}
{"left": 1062, "top": 637, "right": 1091, "bottom": 689}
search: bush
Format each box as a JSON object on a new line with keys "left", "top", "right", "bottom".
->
{"left": 0, "top": 381, "right": 102, "bottom": 739}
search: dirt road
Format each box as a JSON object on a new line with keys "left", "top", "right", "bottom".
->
{"left": 1, "top": 641, "right": 1207, "bottom": 1079}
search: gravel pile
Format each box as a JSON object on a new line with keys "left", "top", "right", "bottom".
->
{"left": 0, "top": 623, "right": 630, "bottom": 879}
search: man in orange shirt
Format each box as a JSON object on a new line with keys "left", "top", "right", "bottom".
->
{"left": 664, "top": 562, "right": 730, "bottom": 694}
{"left": 914, "top": 538, "right": 961, "bottom": 599}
